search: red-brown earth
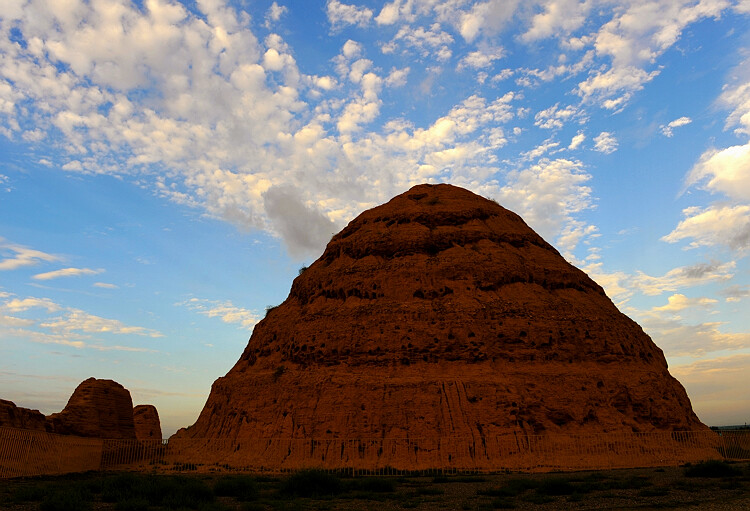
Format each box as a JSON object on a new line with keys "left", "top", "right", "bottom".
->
{"left": 0, "top": 399, "right": 48, "bottom": 432}
{"left": 178, "top": 184, "right": 712, "bottom": 469}
{"left": 133, "top": 404, "right": 162, "bottom": 440}
{"left": 46, "top": 378, "right": 137, "bottom": 439}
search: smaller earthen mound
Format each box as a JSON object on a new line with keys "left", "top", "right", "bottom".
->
{"left": 46, "top": 378, "right": 136, "bottom": 439}
{"left": 0, "top": 399, "right": 48, "bottom": 431}
{"left": 133, "top": 404, "right": 162, "bottom": 440}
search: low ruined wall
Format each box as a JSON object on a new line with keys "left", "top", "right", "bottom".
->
{"left": 0, "top": 427, "right": 102, "bottom": 478}
{"left": 2, "top": 426, "right": 748, "bottom": 478}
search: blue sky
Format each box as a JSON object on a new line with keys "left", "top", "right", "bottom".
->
{"left": 1, "top": 0, "right": 750, "bottom": 436}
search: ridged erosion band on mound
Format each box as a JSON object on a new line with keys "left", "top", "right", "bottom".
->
{"left": 177, "top": 183, "right": 715, "bottom": 470}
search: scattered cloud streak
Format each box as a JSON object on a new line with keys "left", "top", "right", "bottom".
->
{"left": 651, "top": 293, "right": 717, "bottom": 313}
{"left": 180, "top": 298, "right": 260, "bottom": 329}
{"left": 671, "top": 353, "right": 750, "bottom": 425}
{"left": 661, "top": 116, "right": 692, "bottom": 137}
{"left": 632, "top": 261, "right": 735, "bottom": 296}
{"left": 670, "top": 55, "right": 750, "bottom": 257}
{"left": 32, "top": 267, "right": 103, "bottom": 281}
{"left": 593, "top": 131, "right": 618, "bottom": 154}
{"left": 327, "top": 0, "right": 373, "bottom": 30}
{"left": 663, "top": 204, "right": 750, "bottom": 252}
{"left": 0, "top": 239, "right": 60, "bottom": 271}
{"left": 3, "top": 0, "right": 727, "bottom": 261}
{"left": 0, "top": 293, "right": 163, "bottom": 349}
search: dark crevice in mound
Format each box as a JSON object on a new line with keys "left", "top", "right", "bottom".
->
{"left": 290, "top": 270, "right": 604, "bottom": 305}
{"left": 475, "top": 274, "right": 604, "bottom": 296}
{"left": 322, "top": 230, "right": 556, "bottom": 265}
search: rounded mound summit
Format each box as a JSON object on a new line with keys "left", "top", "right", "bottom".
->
{"left": 182, "top": 184, "right": 705, "bottom": 448}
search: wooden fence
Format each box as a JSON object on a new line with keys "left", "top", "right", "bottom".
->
{"left": 1, "top": 427, "right": 748, "bottom": 478}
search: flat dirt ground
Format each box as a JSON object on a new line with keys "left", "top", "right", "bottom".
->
{"left": 1, "top": 460, "right": 749, "bottom": 510}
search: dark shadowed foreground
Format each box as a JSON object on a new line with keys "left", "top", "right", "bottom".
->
{"left": 2, "top": 460, "right": 750, "bottom": 510}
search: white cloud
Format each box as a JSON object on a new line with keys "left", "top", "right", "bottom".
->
{"left": 0, "top": 1, "right": 516, "bottom": 260}
{"left": 522, "top": 138, "right": 560, "bottom": 160}
{"left": 631, "top": 260, "right": 735, "bottom": 296}
{"left": 568, "top": 131, "right": 585, "bottom": 150}
{"left": 375, "top": 1, "right": 405, "bottom": 25}
{"left": 721, "top": 79, "right": 750, "bottom": 136}
{"left": 534, "top": 103, "right": 580, "bottom": 130}
{"left": 457, "top": 47, "right": 504, "bottom": 70}
{"left": 326, "top": 0, "right": 373, "bottom": 29}
{"left": 640, "top": 315, "right": 750, "bottom": 357}
{"left": 40, "top": 309, "right": 162, "bottom": 337}
{"left": 22, "top": 129, "right": 45, "bottom": 142}
{"left": 660, "top": 116, "right": 692, "bottom": 137}
{"left": 686, "top": 144, "right": 750, "bottom": 202}
{"left": 1, "top": 326, "right": 155, "bottom": 351}
{"left": 0, "top": 314, "right": 34, "bottom": 327}
{"left": 457, "top": 0, "right": 521, "bottom": 42}
{"left": 337, "top": 98, "right": 381, "bottom": 133}
{"left": 719, "top": 285, "right": 749, "bottom": 303}
{"left": 492, "top": 69, "right": 514, "bottom": 82}
{"left": 3, "top": 297, "right": 61, "bottom": 313}
{"left": 663, "top": 204, "right": 750, "bottom": 252}
{"left": 3, "top": 0, "right": 730, "bottom": 265}
{"left": 180, "top": 297, "right": 260, "bottom": 329}
{"left": 496, "top": 158, "right": 595, "bottom": 254}
{"left": 651, "top": 293, "right": 717, "bottom": 313}
{"left": 585, "top": 257, "right": 741, "bottom": 311}
{"left": 583, "top": 262, "right": 633, "bottom": 306}
{"left": 93, "top": 282, "right": 119, "bottom": 289}
{"left": 578, "top": 0, "right": 727, "bottom": 108}
{"left": 0, "top": 239, "right": 61, "bottom": 270}
{"left": 342, "top": 39, "right": 363, "bottom": 59}
{"left": 385, "top": 23, "right": 454, "bottom": 61}
{"left": 264, "top": 2, "right": 288, "bottom": 28}
{"left": 385, "top": 67, "right": 410, "bottom": 87}
{"left": 671, "top": 56, "right": 750, "bottom": 257}
{"left": 578, "top": 66, "right": 660, "bottom": 109}
{"left": 32, "top": 267, "right": 103, "bottom": 281}
{"left": 593, "top": 131, "right": 617, "bottom": 153}
{"left": 1, "top": 294, "right": 161, "bottom": 344}
{"left": 521, "top": 0, "right": 592, "bottom": 42}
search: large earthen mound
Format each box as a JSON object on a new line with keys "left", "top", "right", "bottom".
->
{"left": 46, "top": 378, "right": 136, "bottom": 439}
{"left": 133, "top": 404, "right": 162, "bottom": 440}
{"left": 179, "top": 184, "right": 710, "bottom": 469}
{"left": 0, "top": 399, "right": 48, "bottom": 431}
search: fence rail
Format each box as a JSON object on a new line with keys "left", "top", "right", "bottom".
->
{"left": 2, "top": 427, "right": 748, "bottom": 479}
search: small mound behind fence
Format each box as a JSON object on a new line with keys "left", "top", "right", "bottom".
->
{"left": 1, "top": 427, "right": 748, "bottom": 478}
